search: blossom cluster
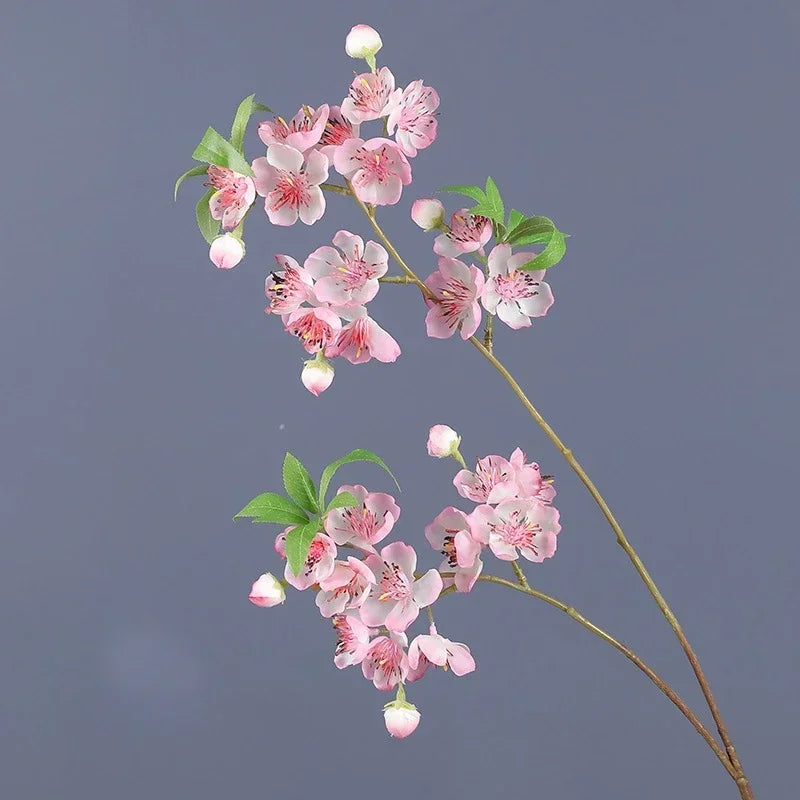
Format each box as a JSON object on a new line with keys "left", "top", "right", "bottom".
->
{"left": 249, "top": 425, "right": 560, "bottom": 738}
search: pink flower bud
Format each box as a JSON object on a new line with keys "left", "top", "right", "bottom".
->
{"left": 209, "top": 233, "right": 244, "bottom": 270}
{"left": 411, "top": 198, "right": 444, "bottom": 231}
{"left": 383, "top": 702, "right": 420, "bottom": 738}
{"left": 427, "top": 424, "right": 461, "bottom": 458}
{"left": 345, "top": 24, "right": 382, "bottom": 59}
{"left": 301, "top": 356, "right": 334, "bottom": 396}
{"left": 248, "top": 573, "right": 286, "bottom": 607}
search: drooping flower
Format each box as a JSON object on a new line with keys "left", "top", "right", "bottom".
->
{"left": 509, "top": 447, "right": 556, "bottom": 504}
{"left": 332, "top": 613, "right": 373, "bottom": 668}
{"left": 408, "top": 624, "right": 476, "bottom": 676}
{"left": 411, "top": 198, "right": 445, "bottom": 231}
{"left": 257, "top": 105, "right": 329, "bottom": 153}
{"left": 433, "top": 209, "right": 493, "bottom": 257}
{"left": 425, "top": 506, "right": 484, "bottom": 593}
{"left": 334, "top": 137, "right": 412, "bottom": 206}
{"left": 325, "top": 309, "right": 401, "bottom": 364}
{"left": 324, "top": 484, "right": 400, "bottom": 551}
{"left": 204, "top": 165, "right": 256, "bottom": 230}
{"left": 317, "top": 106, "right": 361, "bottom": 162}
{"left": 426, "top": 424, "right": 461, "bottom": 458}
{"left": 252, "top": 144, "right": 328, "bottom": 226}
{"left": 284, "top": 307, "right": 342, "bottom": 354}
{"left": 274, "top": 529, "right": 337, "bottom": 589}
{"left": 360, "top": 542, "right": 443, "bottom": 632}
{"left": 301, "top": 354, "right": 335, "bottom": 396}
{"left": 341, "top": 68, "right": 396, "bottom": 123}
{"left": 316, "top": 556, "right": 377, "bottom": 617}
{"left": 209, "top": 233, "right": 245, "bottom": 270}
{"left": 345, "top": 24, "right": 383, "bottom": 60}
{"left": 424, "top": 257, "right": 485, "bottom": 340}
{"left": 362, "top": 631, "right": 409, "bottom": 690}
{"left": 386, "top": 80, "right": 440, "bottom": 157}
{"left": 304, "top": 230, "right": 388, "bottom": 307}
{"left": 248, "top": 573, "right": 286, "bottom": 607}
{"left": 470, "top": 499, "right": 561, "bottom": 562}
{"left": 482, "top": 244, "right": 554, "bottom": 329}
{"left": 264, "top": 254, "right": 314, "bottom": 315}
{"left": 453, "top": 454, "right": 518, "bottom": 505}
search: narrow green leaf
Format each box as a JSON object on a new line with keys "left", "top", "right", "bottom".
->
{"left": 174, "top": 165, "right": 208, "bottom": 202}
{"left": 318, "top": 448, "right": 400, "bottom": 509}
{"left": 252, "top": 102, "right": 272, "bottom": 114}
{"left": 282, "top": 452, "right": 318, "bottom": 512}
{"left": 483, "top": 177, "right": 505, "bottom": 222}
{"left": 326, "top": 490, "right": 360, "bottom": 511}
{"left": 229, "top": 94, "right": 264, "bottom": 154}
{"left": 285, "top": 520, "right": 320, "bottom": 576}
{"left": 196, "top": 188, "right": 219, "bottom": 245}
{"left": 192, "top": 126, "right": 254, "bottom": 177}
{"left": 505, "top": 216, "right": 555, "bottom": 245}
{"left": 506, "top": 209, "right": 525, "bottom": 231}
{"left": 518, "top": 230, "right": 568, "bottom": 271}
{"left": 234, "top": 492, "right": 309, "bottom": 524}
{"left": 440, "top": 184, "right": 486, "bottom": 203}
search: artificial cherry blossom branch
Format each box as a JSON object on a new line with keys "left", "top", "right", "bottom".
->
{"left": 348, "top": 195, "right": 753, "bottom": 797}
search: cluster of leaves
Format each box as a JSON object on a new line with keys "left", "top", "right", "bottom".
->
{"left": 442, "top": 178, "right": 568, "bottom": 271}
{"left": 173, "top": 94, "right": 271, "bottom": 244}
{"left": 234, "top": 449, "right": 399, "bottom": 575}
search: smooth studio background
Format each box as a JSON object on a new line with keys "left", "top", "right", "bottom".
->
{"left": 2, "top": 1, "right": 798, "bottom": 798}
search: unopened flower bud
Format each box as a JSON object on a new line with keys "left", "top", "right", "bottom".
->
{"left": 383, "top": 685, "right": 420, "bottom": 738}
{"left": 411, "top": 198, "right": 445, "bottom": 231}
{"left": 209, "top": 233, "right": 244, "bottom": 270}
{"left": 301, "top": 355, "right": 334, "bottom": 396}
{"left": 248, "top": 573, "right": 286, "bottom": 607}
{"left": 427, "top": 424, "right": 461, "bottom": 458}
{"left": 345, "top": 24, "right": 382, "bottom": 61}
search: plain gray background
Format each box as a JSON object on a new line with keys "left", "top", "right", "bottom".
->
{"left": 2, "top": 1, "right": 798, "bottom": 797}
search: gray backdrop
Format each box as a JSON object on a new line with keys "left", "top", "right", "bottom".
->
{"left": 2, "top": 1, "right": 798, "bottom": 798}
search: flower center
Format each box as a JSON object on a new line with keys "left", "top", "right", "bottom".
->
{"left": 378, "top": 560, "right": 412, "bottom": 601}
{"left": 287, "top": 311, "right": 335, "bottom": 352}
{"left": 273, "top": 170, "right": 310, "bottom": 210}
{"left": 356, "top": 146, "right": 394, "bottom": 184}
{"left": 437, "top": 279, "right": 474, "bottom": 329}
{"left": 492, "top": 510, "right": 542, "bottom": 552}
{"left": 341, "top": 504, "right": 381, "bottom": 541}
{"left": 366, "top": 638, "right": 404, "bottom": 678}
{"left": 494, "top": 270, "right": 540, "bottom": 302}
{"left": 449, "top": 213, "right": 489, "bottom": 245}
{"left": 266, "top": 260, "right": 308, "bottom": 312}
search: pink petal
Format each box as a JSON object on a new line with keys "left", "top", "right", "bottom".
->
{"left": 298, "top": 187, "right": 326, "bottom": 224}
{"left": 385, "top": 599, "right": 418, "bottom": 632}
{"left": 417, "top": 634, "right": 448, "bottom": 666}
{"left": 446, "top": 643, "right": 476, "bottom": 676}
{"left": 412, "top": 569, "right": 443, "bottom": 607}
{"left": 266, "top": 143, "right": 304, "bottom": 173}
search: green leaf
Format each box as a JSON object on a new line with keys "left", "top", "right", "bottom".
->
{"left": 196, "top": 188, "right": 219, "bottom": 245}
{"left": 480, "top": 177, "right": 505, "bottom": 223}
{"left": 325, "top": 490, "right": 360, "bottom": 511}
{"left": 234, "top": 492, "right": 309, "bottom": 524}
{"left": 440, "top": 184, "right": 486, "bottom": 203}
{"left": 318, "top": 448, "right": 400, "bottom": 509}
{"left": 229, "top": 94, "right": 271, "bottom": 154}
{"left": 174, "top": 165, "right": 208, "bottom": 201}
{"left": 252, "top": 102, "right": 272, "bottom": 114}
{"left": 282, "top": 452, "right": 318, "bottom": 513}
{"left": 192, "top": 126, "right": 254, "bottom": 177}
{"left": 505, "top": 215, "right": 556, "bottom": 245}
{"left": 506, "top": 209, "right": 525, "bottom": 231}
{"left": 285, "top": 520, "right": 320, "bottom": 576}
{"left": 519, "top": 230, "right": 568, "bottom": 271}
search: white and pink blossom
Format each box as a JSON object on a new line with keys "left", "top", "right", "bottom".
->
{"left": 482, "top": 244, "right": 554, "bottom": 329}
{"left": 362, "top": 631, "right": 409, "bottom": 690}
{"left": 264, "top": 254, "right": 314, "bottom": 315}
{"left": 453, "top": 454, "right": 518, "bottom": 505}
{"left": 284, "top": 307, "right": 342, "bottom": 354}
{"left": 248, "top": 572, "right": 286, "bottom": 607}
{"left": 341, "top": 68, "right": 395, "bottom": 123}
{"left": 471, "top": 499, "right": 561, "bottom": 563}
{"left": 209, "top": 233, "right": 244, "bottom": 270}
{"left": 510, "top": 447, "right": 556, "bottom": 504}
{"left": 205, "top": 165, "right": 256, "bottom": 230}
{"left": 361, "top": 542, "right": 443, "bottom": 632}
{"left": 334, "top": 137, "right": 411, "bottom": 206}
{"left": 345, "top": 24, "right": 383, "bottom": 60}
{"left": 304, "top": 230, "right": 388, "bottom": 307}
{"left": 332, "top": 613, "right": 373, "bottom": 669}
{"left": 411, "top": 198, "right": 445, "bottom": 231}
{"left": 383, "top": 702, "right": 420, "bottom": 738}
{"left": 424, "top": 257, "right": 485, "bottom": 340}
{"left": 316, "top": 105, "right": 361, "bottom": 162}
{"left": 425, "top": 506, "right": 484, "bottom": 593}
{"left": 316, "top": 556, "right": 377, "bottom": 617}
{"left": 434, "top": 209, "right": 493, "bottom": 257}
{"left": 252, "top": 144, "right": 328, "bottom": 226}
{"left": 408, "top": 624, "right": 476, "bottom": 676}
{"left": 325, "top": 309, "right": 401, "bottom": 364}
{"left": 386, "top": 80, "right": 440, "bottom": 157}
{"left": 275, "top": 529, "right": 337, "bottom": 589}
{"left": 257, "top": 105, "right": 329, "bottom": 153}
{"left": 301, "top": 355, "right": 335, "bottom": 396}
{"left": 324, "top": 484, "right": 400, "bottom": 551}
{"left": 426, "top": 424, "right": 461, "bottom": 458}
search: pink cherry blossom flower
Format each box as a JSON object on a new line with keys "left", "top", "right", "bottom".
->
{"left": 274, "top": 529, "right": 337, "bottom": 589}
{"left": 509, "top": 447, "right": 556, "bottom": 504}
{"left": 411, "top": 198, "right": 444, "bottom": 231}
{"left": 324, "top": 484, "right": 400, "bottom": 551}
{"left": 209, "top": 233, "right": 245, "bottom": 270}
{"left": 325, "top": 309, "right": 401, "bottom": 364}
{"left": 386, "top": 80, "right": 440, "bottom": 157}
{"left": 248, "top": 573, "right": 286, "bottom": 607}
{"left": 426, "top": 424, "right": 461, "bottom": 458}
{"left": 383, "top": 703, "right": 420, "bottom": 738}
{"left": 304, "top": 230, "right": 388, "bottom": 307}
{"left": 301, "top": 355, "right": 335, "bottom": 396}
{"left": 284, "top": 307, "right": 342, "bottom": 354}
{"left": 453, "top": 454, "right": 518, "bottom": 505}
{"left": 334, "top": 137, "right": 411, "bottom": 206}
{"left": 341, "top": 67, "right": 395, "bottom": 123}
{"left": 408, "top": 624, "right": 476, "bottom": 676}
{"left": 471, "top": 499, "right": 561, "bottom": 562}
{"left": 361, "top": 542, "right": 443, "bottom": 632}
{"left": 425, "top": 506, "right": 484, "bottom": 593}
{"left": 482, "top": 244, "right": 555, "bottom": 329}
{"left": 434, "top": 209, "right": 493, "bottom": 257}
{"left": 257, "top": 105, "right": 330, "bottom": 153}
{"left": 424, "top": 257, "right": 485, "bottom": 340}
{"left": 345, "top": 24, "right": 383, "bottom": 60}
{"left": 264, "top": 254, "right": 314, "bottom": 315}
{"left": 317, "top": 106, "right": 360, "bottom": 163}
{"left": 362, "top": 631, "right": 409, "bottom": 690}
{"left": 204, "top": 165, "right": 256, "bottom": 230}
{"left": 316, "top": 556, "right": 377, "bottom": 617}
{"left": 252, "top": 144, "right": 328, "bottom": 226}
{"left": 332, "top": 613, "right": 373, "bottom": 668}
